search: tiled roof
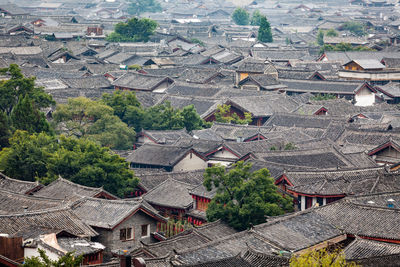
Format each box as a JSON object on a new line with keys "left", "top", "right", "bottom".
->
{"left": 113, "top": 72, "right": 173, "bottom": 91}
{"left": 0, "top": 172, "right": 42, "bottom": 194}
{"left": 254, "top": 210, "right": 343, "bottom": 251}
{"left": 71, "top": 197, "right": 165, "bottom": 229}
{"left": 126, "top": 144, "right": 200, "bottom": 167}
{"left": 315, "top": 199, "right": 400, "bottom": 240}
{"left": 0, "top": 207, "right": 97, "bottom": 237}
{"left": 136, "top": 170, "right": 204, "bottom": 192}
{"left": 143, "top": 178, "right": 195, "bottom": 210}
{"left": 34, "top": 177, "right": 117, "bottom": 201}
{"left": 0, "top": 189, "right": 64, "bottom": 214}
{"left": 344, "top": 238, "right": 400, "bottom": 261}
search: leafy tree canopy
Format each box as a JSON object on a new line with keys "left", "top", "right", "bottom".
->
{"left": 106, "top": 17, "right": 158, "bottom": 42}
{"left": 257, "top": 15, "right": 273, "bottom": 43}
{"left": 23, "top": 248, "right": 83, "bottom": 267}
{"left": 0, "top": 130, "right": 138, "bottom": 197}
{"left": 250, "top": 10, "right": 263, "bottom": 26}
{"left": 204, "top": 162, "right": 293, "bottom": 231}
{"left": 0, "top": 64, "right": 54, "bottom": 115}
{"left": 326, "top": 29, "right": 338, "bottom": 37}
{"left": 290, "top": 247, "right": 358, "bottom": 267}
{"left": 214, "top": 104, "right": 252, "bottom": 125}
{"left": 317, "top": 30, "right": 324, "bottom": 46}
{"left": 127, "top": 0, "right": 162, "bottom": 16}
{"left": 340, "top": 21, "right": 365, "bottom": 36}
{"left": 53, "top": 96, "right": 135, "bottom": 150}
{"left": 0, "top": 64, "right": 54, "bottom": 135}
{"left": 311, "top": 93, "right": 337, "bottom": 101}
{"left": 102, "top": 91, "right": 209, "bottom": 132}
{"left": 232, "top": 8, "right": 250, "bottom": 26}
{"left": 0, "top": 111, "right": 10, "bottom": 149}
{"left": 319, "top": 42, "right": 374, "bottom": 54}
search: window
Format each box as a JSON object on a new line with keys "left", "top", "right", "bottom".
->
{"left": 141, "top": 224, "right": 150, "bottom": 238}
{"left": 120, "top": 227, "right": 134, "bottom": 241}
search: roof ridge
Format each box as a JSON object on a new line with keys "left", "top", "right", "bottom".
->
{"left": 0, "top": 205, "right": 72, "bottom": 217}
{"left": 56, "top": 177, "right": 103, "bottom": 191}
{"left": 0, "top": 172, "right": 39, "bottom": 185}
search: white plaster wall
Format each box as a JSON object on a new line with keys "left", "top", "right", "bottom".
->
{"left": 24, "top": 246, "right": 60, "bottom": 261}
{"left": 173, "top": 152, "right": 207, "bottom": 171}
{"left": 212, "top": 149, "right": 238, "bottom": 159}
{"left": 153, "top": 81, "right": 171, "bottom": 93}
{"left": 355, "top": 87, "right": 375, "bottom": 106}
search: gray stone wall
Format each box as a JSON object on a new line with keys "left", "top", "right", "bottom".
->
{"left": 93, "top": 210, "right": 159, "bottom": 255}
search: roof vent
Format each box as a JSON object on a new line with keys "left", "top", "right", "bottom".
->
{"left": 387, "top": 198, "right": 395, "bottom": 208}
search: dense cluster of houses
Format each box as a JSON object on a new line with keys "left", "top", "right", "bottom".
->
{"left": 2, "top": 0, "right": 400, "bottom": 266}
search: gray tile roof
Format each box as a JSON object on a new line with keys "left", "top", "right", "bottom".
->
{"left": 34, "top": 177, "right": 117, "bottom": 201}
{"left": 0, "top": 172, "right": 42, "bottom": 194}
{"left": 252, "top": 146, "right": 367, "bottom": 170}
{"left": 57, "top": 237, "right": 105, "bottom": 255}
{"left": 281, "top": 79, "right": 367, "bottom": 95}
{"left": 315, "top": 199, "right": 400, "bottom": 240}
{"left": 139, "top": 129, "right": 192, "bottom": 145}
{"left": 264, "top": 113, "right": 342, "bottom": 129}
{"left": 176, "top": 230, "right": 281, "bottom": 265}
{"left": 0, "top": 207, "right": 97, "bottom": 237}
{"left": 113, "top": 72, "right": 173, "bottom": 91}
{"left": 71, "top": 197, "right": 165, "bottom": 229}
{"left": 286, "top": 167, "right": 393, "bottom": 196}
{"left": 126, "top": 144, "right": 200, "bottom": 167}
{"left": 143, "top": 178, "right": 195, "bottom": 210}
{"left": 344, "top": 238, "right": 400, "bottom": 261}
{"left": 254, "top": 210, "right": 343, "bottom": 251}
{"left": 62, "top": 75, "right": 111, "bottom": 89}
{"left": 0, "top": 188, "right": 64, "bottom": 214}
{"left": 134, "top": 230, "right": 210, "bottom": 258}
{"left": 136, "top": 170, "right": 204, "bottom": 192}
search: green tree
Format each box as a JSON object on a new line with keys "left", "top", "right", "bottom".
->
{"left": 232, "top": 8, "right": 250, "bottom": 25}
{"left": 317, "top": 30, "right": 324, "bottom": 46}
{"left": 181, "top": 105, "right": 208, "bottom": 132}
{"left": 11, "top": 95, "right": 52, "bottom": 134}
{"left": 142, "top": 101, "right": 184, "bottom": 130}
{"left": 0, "top": 64, "right": 54, "bottom": 136}
{"left": 0, "top": 64, "right": 54, "bottom": 116}
{"left": 190, "top": 38, "right": 205, "bottom": 47}
{"left": 23, "top": 248, "right": 83, "bottom": 267}
{"left": 284, "top": 142, "right": 296, "bottom": 150}
{"left": 319, "top": 43, "right": 374, "bottom": 54}
{"left": 341, "top": 21, "right": 365, "bottom": 36}
{"left": 326, "top": 29, "right": 338, "bottom": 37}
{"left": 0, "top": 131, "right": 138, "bottom": 197}
{"left": 106, "top": 17, "right": 158, "bottom": 42}
{"left": 204, "top": 162, "right": 293, "bottom": 231}
{"left": 127, "top": 0, "right": 162, "bottom": 16}
{"left": 290, "top": 247, "right": 358, "bottom": 267}
{"left": 214, "top": 104, "right": 252, "bottom": 125}
{"left": 0, "top": 111, "right": 10, "bottom": 149}
{"left": 53, "top": 97, "right": 135, "bottom": 150}
{"left": 251, "top": 10, "right": 263, "bottom": 26}
{"left": 257, "top": 15, "right": 273, "bottom": 43}
{"left": 102, "top": 91, "right": 209, "bottom": 132}
{"left": 0, "top": 130, "right": 56, "bottom": 181}
{"left": 311, "top": 93, "right": 337, "bottom": 101}
{"left": 46, "top": 136, "right": 138, "bottom": 197}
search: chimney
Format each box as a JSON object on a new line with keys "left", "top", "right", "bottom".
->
{"left": 387, "top": 198, "right": 395, "bottom": 208}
